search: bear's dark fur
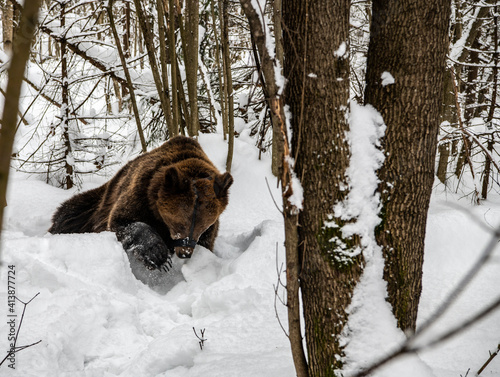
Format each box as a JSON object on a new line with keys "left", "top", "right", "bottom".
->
{"left": 49, "top": 136, "right": 233, "bottom": 271}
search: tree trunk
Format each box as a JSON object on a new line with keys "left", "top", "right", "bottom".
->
{"left": 271, "top": 0, "right": 283, "bottom": 177}
{"left": 181, "top": 0, "right": 200, "bottom": 136}
{"left": 0, "top": 0, "right": 42, "bottom": 254}
{"left": 481, "top": 135, "right": 494, "bottom": 200}
{"left": 123, "top": 1, "right": 131, "bottom": 58}
{"left": 60, "top": 2, "right": 74, "bottom": 190}
{"left": 364, "top": 0, "right": 451, "bottom": 332}
{"left": 239, "top": 0, "right": 308, "bottom": 374}
{"left": 221, "top": 0, "right": 234, "bottom": 171}
{"left": 156, "top": 0, "right": 175, "bottom": 138}
{"left": 107, "top": 0, "right": 147, "bottom": 152}
{"left": 1, "top": 0, "right": 14, "bottom": 52}
{"left": 209, "top": 0, "right": 226, "bottom": 137}
{"left": 283, "top": 0, "right": 363, "bottom": 374}
{"left": 436, "top": 142, "right": 450, "bottom": 184}
{"left": 133, "top": 0, "right": 171, "bottom": 131}
{"left": 167, "top": 0, "right": 180, "bottom": 134}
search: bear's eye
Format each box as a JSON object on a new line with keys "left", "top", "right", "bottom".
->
{"left": 197, "top": 172, "right": 211, "bottom": 180}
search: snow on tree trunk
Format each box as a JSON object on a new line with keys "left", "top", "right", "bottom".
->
{"left": 283, "top": 0, "right": 363, "bottom": 373}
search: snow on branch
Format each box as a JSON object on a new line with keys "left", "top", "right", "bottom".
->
{"left": 38, "top": 24, "right": 128, "bottom": 87}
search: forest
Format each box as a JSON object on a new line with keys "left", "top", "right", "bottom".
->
{"left": 0, "top": 0, "right": 500, "bottom": 376}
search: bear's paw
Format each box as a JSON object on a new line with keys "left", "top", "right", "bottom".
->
{"left": 117, "top": 222, "right": 173, "bottom": 272}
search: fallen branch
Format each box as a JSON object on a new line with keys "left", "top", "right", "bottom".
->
{"left": 477, "top": 343, "right": 500, "bottom": 375}
{"left": 192, "top": 328, "right": 206, "bottom": 350}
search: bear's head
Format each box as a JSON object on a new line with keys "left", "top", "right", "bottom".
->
{"left": 154, "top": 164, "right": 233, "bottom": 258}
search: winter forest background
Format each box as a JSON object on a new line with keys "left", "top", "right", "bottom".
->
{"left": 0, "top": 0, "right": 500, "bottom": 376}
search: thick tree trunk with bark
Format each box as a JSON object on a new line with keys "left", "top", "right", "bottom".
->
{"left": 284, "top": 0, "right": 363, "bottom": 374}
{"left": 364, "top": 0, "right": 451, "bottom": 332}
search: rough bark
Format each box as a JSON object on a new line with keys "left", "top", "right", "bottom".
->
{"left": 283, "top": 0, "right": 363, "bottom": 374}
{"left": 364, "top": 0, "right": 451, "bottom": 331}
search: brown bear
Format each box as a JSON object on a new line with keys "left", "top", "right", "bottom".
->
{"left": 49, "top": 136, "right": 233, "bottom": 272}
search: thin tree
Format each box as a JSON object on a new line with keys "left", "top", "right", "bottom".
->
{"left": 60, "top": 1, "right": 74, "bottom": 189}
{"left": 179, "top": 0, "right": 200, "bottom": 136}
{"left": 0, "top": 0, "right": 42, "bottom": 257}
{"left": 239, "top": 0, "right": 307, "bottom": 374}
{"left": 107, "top": 0, "right": 147, "bottom": 152}
{"left": 1, "top": 0, "right": 14, "bottom": 52}
{"left": 221, "top": 0, "right": 234, "bottom": 171}
{"left": 133, "top": 0, "right": 172, "bottom": 132}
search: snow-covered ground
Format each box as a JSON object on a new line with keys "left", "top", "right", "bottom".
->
{"left": 0, "top": 134, "right": 499, "bottom": 376}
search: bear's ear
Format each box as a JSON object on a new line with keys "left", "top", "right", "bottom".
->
{"left": 164, "top": 166, "right": 188, "bottom": 193}
{"left": 214, "top": 172, "right": 233, "bottom": 198}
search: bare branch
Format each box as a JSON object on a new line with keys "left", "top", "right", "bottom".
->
{"left": 477, "top": 344, "right": 500, "bottom": 375}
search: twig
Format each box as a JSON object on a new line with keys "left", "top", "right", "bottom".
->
{"left": 477, "top": 344, "right": 500, "bottom": 375}
{"left": 0, "top": 293, "right": 41, "bottom": 368}
{"left": 273, "top": 243, "right": 289, "bottom": 338}
{"left": 192, "top": 328, "right": 207, "bottom": 350}
{"left": 265, "top": 177, "right": 283, "bottom": 214}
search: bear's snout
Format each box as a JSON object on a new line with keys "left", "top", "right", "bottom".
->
{"left": 176, "top": 247, "right": 194, "bottom": 259}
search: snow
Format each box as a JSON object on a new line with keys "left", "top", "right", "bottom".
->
{"left": 336, "top": 103, "right": 428, "bottom": 376}
{"left": 248, "top": 0, "right": 284, "bottom": 95}
{"left": 284, "top": 156, "right": 303, "bottom": 211}
{"left": 334, "top": 103, "right": 385, "bottom": 242}
{"left": 334, "top": 42, "right": 348, "bottom": 58}
{"left": 381, "top": 71, "right": 395, "bottom": 87}
{"left": 449, "top": 5, "right": 481, "bottom": 62}
{"left": 1, "top": 134, "right": 500, "bottom": 376}
{"left": 198, "top": 56, "right": 223, "bottom": 134}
